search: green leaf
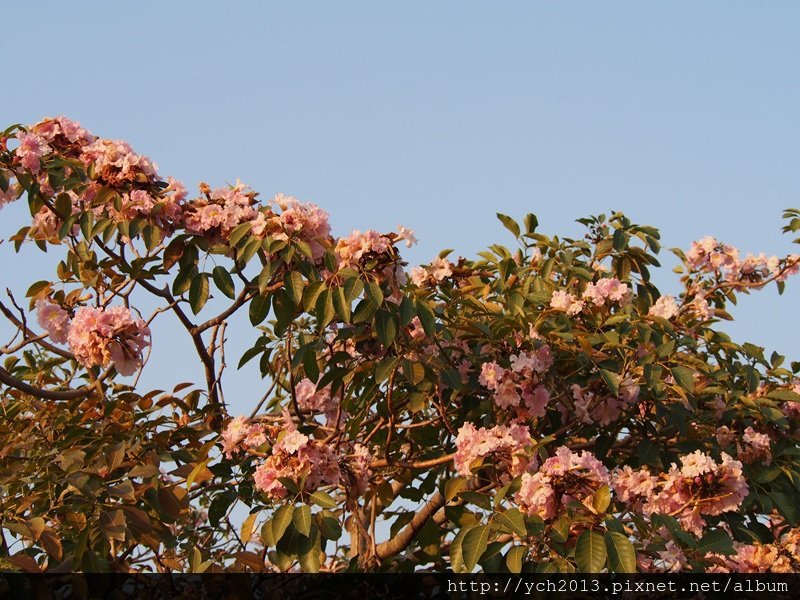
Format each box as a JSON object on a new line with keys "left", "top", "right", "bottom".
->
{"left": 599, "top": 369, "right": 620, "bottom": 397}
{"left": 249, "top": 294, "right": 271, "bottom": 325}
{"left": 212, "top": 266, "right": 236, "bottom": 299}
{"left": 575, "top": 531, "right": 606, "bottom": 573}
{"left": 271, "top": 505, "right": 294, "bottom": 543}
{"left": 506, "top": 546, "right": 527, "bottom": 573}
{"left": 189, "top": 273, "right": 209, "bottom": 314}
{"left": 293, "top": 505, "right": 312, "bottom": 537}
{"left": 604, "top": 532, "right": 636, "bottom": 573}
{"left": 374, "top": 309, "right": 397, "bottom": 347}
{"left": 365, "top": 281, "right": 384, "bottom": 307}
{"left": 492, "top": 508, "right": 527, "bottom": 537}
{"left": 227, "top": 222, "right": 252, "bottom": 246}
{"left": 54, "top": 193, "right": 72, "bottom": 219}
{"left": 142, "top": 224, "right": 161, "bottom": 251}
{"left": 767, "top": 388, "right": 800, "bottom": 403}
{"left": 671, "top": 366, "right": 695, "bottom": 392}
{"left": 314, "top": 511, "right": 342, "bottom": 540}
{"left": 399, "top": 296, "right": 416, "bottom": 326}
{"left": 496, "top": 213, "right": 521, "bottom": 238}
{"left": 462, "top": 525, "right": 490, "bottom": 572}
{"left": 697, "top": 529, "right": 735, "bottom": 555}
{"left": 315, "top": 289, "right": 335, "bottom": 329}
{"left": 415, "top": 300, "right": 436, "bottom": 337}
{"left": 284, "top": 271, "right": 305, "bottom": 307}
{"left": 308, "top": 491, "right": 337, "bottom": 509}
{"left": 331, "top": 286, "right": 351, "bottom": 323}
{"left": 444, "top": 477, "right": 467, "bottom": 502}
{"left": 592, "top": 485, "right": 611, "bottom": 514}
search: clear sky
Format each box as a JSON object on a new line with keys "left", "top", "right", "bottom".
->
{"left": 2, "top": 2, "right": 799, "bottom": 412}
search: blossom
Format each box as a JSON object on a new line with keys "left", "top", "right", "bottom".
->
{"left": 80, "top": 138, "right": 158, "bottom": 186}
{"left": 0, "top": 179, "right": 19, "bottom": 209}
{"left": 182, "top": 182, "right": 257, "bottom": 239}
{"left": 251, "top": 194, "right": 331, "bottom": 260}
{"left": 15, "top": 132, "right": 51, "bottom": 174}
{"left": 612, "top": 465, "right": 657, "bottom": 505}
{"left": 295, "top": 378, "right": 337, "bottom": 421}
{"left": 429, "top": 257, "right": 453, "bottom": 282}
{"left": 35, "top": 299, "right": 70, "bottom": 344}
{"left": 740, "top": 426, "right": 772, "bottom": 464}
{"left": 479, "top": 362, "right": 506, "bottom": 391}
{"left": 649, "top": 295, "right": 679, "bottom": 320}
{"left": 220, "top": 416, "right": 266, "bottom": 458}
{"left": 334, "top": 229, "right": 392, "bottom": 268}
{"left": 686, "top": 237, "right": 739, "bottom": 273}
{"left": 516, "top": 447, "right": 609, "bottom": 520}
{"left": 395, "top": 225, "right": 418, "bottom": 248}
{"left": 550, "top": 290, "right": 583, "bottom": 315}
{"left": 582, "top": 278, "right": 629, "bottom": 307}
{"left": 453, "top": 422, "right": 533, "bottom": 478}
{"left": 67, "top": 305, "right": 151, "bottom": 376}
{"left": 409, "top": 266, "right": 429, "bottom": 286}
{"left": 254, "top": 430, "right": 341, "bottom": 500}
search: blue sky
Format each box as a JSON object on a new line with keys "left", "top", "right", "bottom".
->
{"left": 2, "top": 2, "right": 799, "bottom": 411}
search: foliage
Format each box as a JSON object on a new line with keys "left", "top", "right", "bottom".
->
{"left": 1, "top": 117, "right": 800, "bottom": 573}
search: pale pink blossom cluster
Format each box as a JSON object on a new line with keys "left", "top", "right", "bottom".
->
{"left": 253, "top": 429, "right": 341, "bottom": 500}
{"left": 66, "top": 305, "right": 151, "bottom": 376}
{"left": 334, "top": 229, "right": 393, "bottom": 268}
{"left": 12, "top": 116, "right": 94, "bottom": 174}
{"left": 251, "top": 194, "right": 332, "bottom": 260}
{"left": 220, "top": 416, "right": 267, "bottom": 458}
{"left": 648, "top": 295, "right": 680, "bottom": 320}
{"left": 35, "top": 299, "right": 70, "bottom": 344}
{"left": 515, "top": 447, "right": 610, "bottom": 520}
{"left": 478, "top": 346, "right": 553, "bottom": 417}
{"left": 685, "top": 237, "right": 799, "bottom": 288}
{"left": 409, "top": 257, "right": 454, "bottom": 287}
{"left": 549, "top": 290, "right": 584, "bottom": 315}
{"left": 453, "top": 422, "right": 533, "bottom": 478}
{"left": 612, "top": 451, "right": 748, "bottom": 535}
{"left": 0, "top": 178, "right": 19, "bottom": 208}
{"left": 706, "top": 529, "right": 800, "bottom": 572}
{"left": 15, "top": 132, "right": 52, "bottom": 174}
{"left": 569, "top": 377, "right": 640, "bottom": 427}
{"left": 654, "top": 540, "right": 689, "bottom": 573}
{"left": 111, "top": 177, "right": 186, "bottom": 229}
{"left": 739, "top": 426, "right": 772, "bottom": 464}
{"left": 686, "top": 237, "right": 740, "bottom": 273}
{"left": 182, "top": 182, "right": 257, "bottom": 239}
{"left": 395, "top": 225, "right": 418, "bottom": 248}
{"left": 80, "top": 138, "right": 159, "bottom": 186}
{"left": 582, "top": 277, "right": 630, "bottom": 307}
{"left": 295, "top": 378, "right": 337, "bottom": 421}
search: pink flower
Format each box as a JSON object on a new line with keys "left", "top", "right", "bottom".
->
{"left": 395, "top": 225, "right": 418, "bottom": 248}
{"left": 686, "top": 237, "right": 739, "bottom": 273}
{"left": 334, "top": 230, "right": 392, "bottom": 268}
{"left": 182, "top": 182, "right": 257, "bottom": 239}
{"left": 429, "top": 257, "right": 453, "bottom": 282}
{"left": 36, "top": 299, "right": 71, "bottom": 344}
{"left": 15, "top": 132, "right": 51, "bottom": 174}
{"left": 479, "top": 362, "right": 506, "bottom": 391}
{"left": 67, "top": 305, "right": 150, "bottom": 376}
{"left": 582, "top": 278, "right": 629, "bottom": 307}
{"left": 454, "top": 422, "right": 533, "bottom": 478}
{"left": 550, "top": 290, "right": 583, "bottom": 315}
{"left": 0, "top": 180, "right": 19, "bottom": 209}
{"left": 295, "top": 378, "right": 337, "bottom": 421}
{"left": 409, "top": 266, "right": 429, "bottom": 286}
{"left": 80, "top": 138, "right": 158, "bottom": 186}
{"left": 516, "top": 447, "right": 609, "bottom": 520}
{"left": 649, "top": 295, "right": 679, "bottom": 320}
{"left": 221, "top": 416, "right": 266, "bottom": 458}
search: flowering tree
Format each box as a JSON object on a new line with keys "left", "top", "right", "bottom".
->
{"left": 1, "top": 117, "right": 800, "bottom": 574}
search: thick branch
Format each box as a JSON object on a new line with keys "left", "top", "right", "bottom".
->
{"left": 374, "top": 491, "right": 446, "bottom": 560}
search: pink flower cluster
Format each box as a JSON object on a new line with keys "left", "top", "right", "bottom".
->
{"left": 220, "top": 416, "right": 267, "bottom": 458}
{"left": 66, "top": 305, "right": 151, "bottom": 376}
{"left": 182, "top": 182, "right": 258, "bottom": 239}
{"left": 515, "top": 447, "right": 610, "bottom": 520}
{"left": 706, "top": 528, "right": 800, "bottom": 572}
{"left": 253, "top": 429, "right": 341, "bottom": 500}
{"left": 295, "top": 378, "right": 337, "bottom": 421}
{"left": 251, "top": 194, "right": 331, "bottom": 260}
{"left": 612, "top": 451, "right": 749, "bottom": 535}
{"left": 569, "top": 377, "right": 640, "bottom": 426}
{"left": 479, "top": 345, "right": 554, "bottom": 417}
{"left": 453, "top": 422, "right": 533, "bottom": 478}
{"left": 80, "top": 138, "right": 159, "bottom": 186}
{"left": 582, "top": 277, "right": 630, "bottom": 307}
{"left": 35, "top": 299, "right": 70, "bottom": 344}
{"left": 686, "top": 237, "right": 799, "bottom": 288}
{"left": 12, "top": 117, "right": 94, "bottom": 174}
{"left": 112, "top": 177, "right": 187, "bottom": 228}
{"left": 648, "top": 295, "right": 680, "bottom": 320}
{"left": 334, "top": 229, "right": 392, "bottom": 268}
{"left": 716, "top": 426, "right": 772, "bottom": 464}
{"left": 409, "top": 257, "right": 454, "bottom": 286}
